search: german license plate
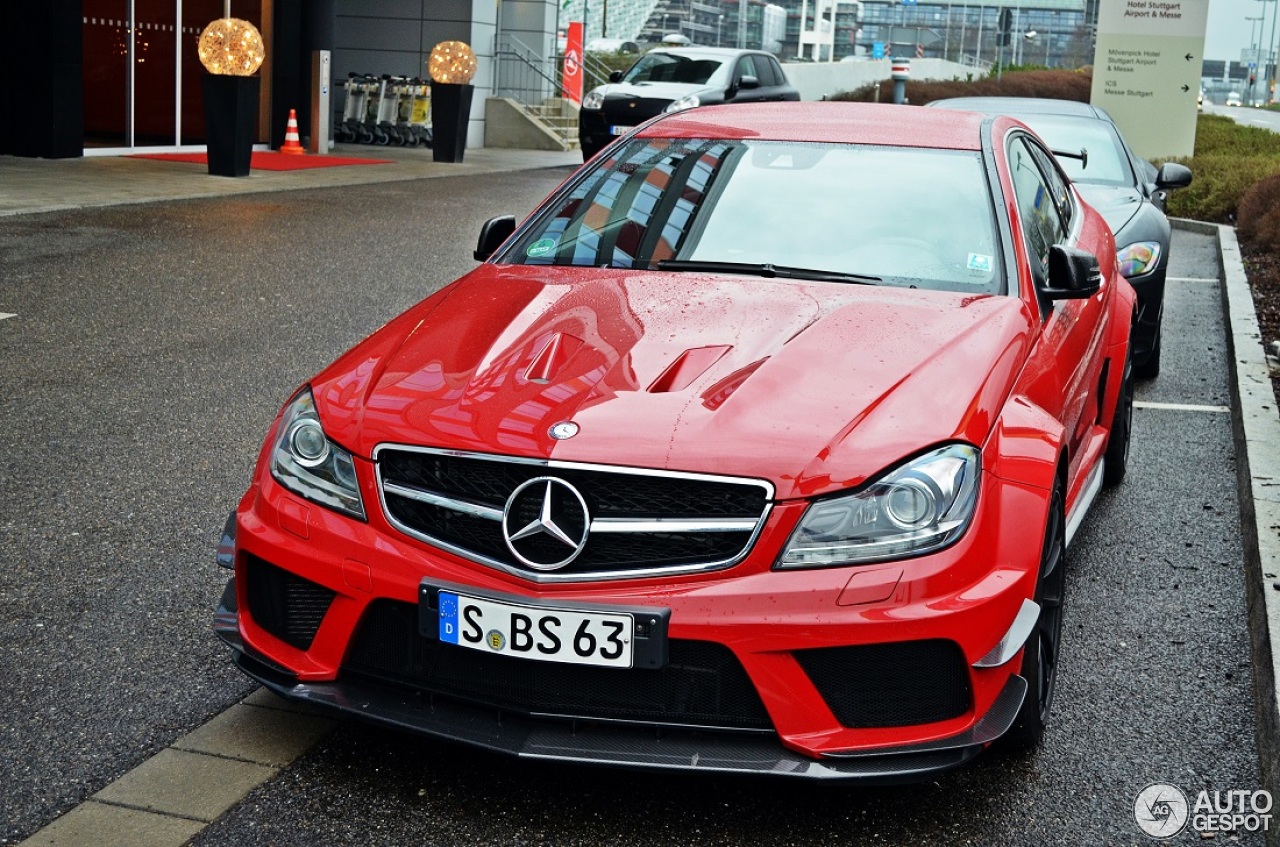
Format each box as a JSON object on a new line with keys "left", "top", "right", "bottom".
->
{"left": 609, "top": 124, "right": 634, "bottom": 135}
{"left": 436, "top": 590, "right": 634, "bottom": 668}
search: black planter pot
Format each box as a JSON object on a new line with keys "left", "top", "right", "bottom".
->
{"left": 432, "top": 83, "right": 473, "bottom": 163}
{"left": 202, "top": 74, "right": 260, "bottom": 177}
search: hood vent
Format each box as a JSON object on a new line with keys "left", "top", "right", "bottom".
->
{"left": 647, "top": 345, "right": 732, "bottom": 393}
{"left": 523, "top": 333, "right": 585, "bottom": 384}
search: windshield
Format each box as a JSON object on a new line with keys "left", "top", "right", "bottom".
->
{"left": 1014, "top": 114, "right": 1135, "bottom": 187}
{"left": 622, "top": 53, "right": 724, "bottom": 85}
{"left": 505, "top": 138, "right": 1004, "bottom": 295}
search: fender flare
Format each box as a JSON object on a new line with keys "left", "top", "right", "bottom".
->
{"left": 985, "top": 395, "right": 1066, "bottom": 493}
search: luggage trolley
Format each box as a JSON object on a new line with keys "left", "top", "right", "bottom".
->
{"left": 338, "top": 73, "right": 377, "bottom": 144}
{"left": 403, "top": 78, "right": 432, "bottom": 147}
{"left": 389, "top": 76, "right": 417, "bottom": 146}
{"left": 374, "top": 75, "right": 404, "bottom": 145}
{"left": 363, "top": 78, "right": 388, "bottom": 144}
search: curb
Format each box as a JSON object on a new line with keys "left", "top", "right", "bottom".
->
{"left": 1177, "top": 217, "right": 1280, "bottom": 845}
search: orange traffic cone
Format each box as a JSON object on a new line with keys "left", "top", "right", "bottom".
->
{"left": 280, "top": 109, "right": 305, "bottom": 154}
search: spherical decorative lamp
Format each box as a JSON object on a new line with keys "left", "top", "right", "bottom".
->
{"left": 199, "top": 17, "right": 264, "bottom": 177}
{"left": 428, "top": 41, "right": 477, "bottom": 163}
{"left": 198, "top": 18, "right": 265, "bottom": 76}
{"left": 428, "top": 41, "right": 477, "bottom": 85}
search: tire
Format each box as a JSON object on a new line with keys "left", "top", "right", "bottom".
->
{"left": 1102, "top": 357, "right": 1133, "bottom": 487}
{"left": 1133, "top": 322, "right": 1162, "bottom": 380}
{"left": 1005, "top": 477, "right": 1066, "bottom": 749}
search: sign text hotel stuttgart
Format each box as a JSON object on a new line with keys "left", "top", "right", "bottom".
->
{"left": 1090, "top": 0, "right": 1209, "bottom": 158}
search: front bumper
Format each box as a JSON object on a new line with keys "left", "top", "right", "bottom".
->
{"left": 214, "top": 454, "right": 1051, "bottom": 781}
{"left": 578, "top": 109, "right": 620, "bottom": 156}
{"left": 1126, "top": 263, "right": 1166, "bottom": 365}
{"left": 216, "top": 577, "right": 1024, "bottom": 782}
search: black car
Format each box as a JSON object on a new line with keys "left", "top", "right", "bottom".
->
{"left": 928, "top": 97, "right": 1192, "bottom": 378}
{"left": 579, "top": 47, "right": 799, "bottom": 161}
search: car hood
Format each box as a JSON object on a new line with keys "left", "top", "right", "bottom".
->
{"left": 312, "top": 266, "right": 1033, "bottom": 500}
{"left": 1076, "top": 184, "right": 1143, "bottom": 238}
{"left": 598, "top": 81, "right": 711, "bottom": 103}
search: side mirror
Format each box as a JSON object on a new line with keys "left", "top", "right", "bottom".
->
{"left": 608, "top": 70, "right": 624, "bottom": 83}
{"left": 474, "top": 215, "right": 516, "bottom": 262}
{"left": 1155, "top": 161, "right": 1193, "bottom": 191}
{"left": 1043, "top": 245, "right": 1102, "bottom": 300}
{"left": 737, "top": 75, "right": 760, "bottom": 90}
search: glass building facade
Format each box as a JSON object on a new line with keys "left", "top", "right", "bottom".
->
{"left": 560, "top": 0, "right": 1090, "bottom": 68}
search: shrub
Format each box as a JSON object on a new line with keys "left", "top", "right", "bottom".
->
{"left": 827, "top": 68, "right": 1092, "bottom": 105}
{"left": 1236, "top": 172, "right": 1280, "bottom": 245}
{"left": 1164, "top": 155, "right": 1280, "bottom": 224}
{"left": 1164, "top": 116, "right": 1280, "bottom": 224}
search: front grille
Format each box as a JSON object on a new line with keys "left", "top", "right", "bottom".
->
{"left": 243, "top": 554, "right": 335, "bottom": 651}
{"left": 376, "top": 448, "right": 771, "bottom": 580}
{"left": 795, "top": 640, "right": 972, "bottom": 729}
{"left": 342, "top": 599, "right": 774, "bottom": 731}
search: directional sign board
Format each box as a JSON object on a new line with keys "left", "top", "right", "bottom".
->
{"left": 1090, "top": 0, "right": 1209, "bottom": 158}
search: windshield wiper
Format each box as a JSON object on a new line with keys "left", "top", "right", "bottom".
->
{"left": 656, "top": 260, "right": 880, "bottom": 285}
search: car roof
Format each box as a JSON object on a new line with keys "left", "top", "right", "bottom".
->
{"left": 645, "top": 47, "right": 777, "bottom": 59}
{"left": 640, "top": 102, "right": 992, "bottom": 150}
{"left": 929, "top": 96, "right": 1112, "bottom": 122}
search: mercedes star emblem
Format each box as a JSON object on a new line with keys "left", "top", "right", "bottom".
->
{"left": 502, "top": 477, "right": 591, "bottom": 570}
{"left": 549, "top": 421, "right": 579, "bottom": 440}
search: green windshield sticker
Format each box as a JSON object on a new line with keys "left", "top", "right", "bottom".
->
{"left": 527, "top": 238, "right": 558, "bottom": 258}
{"left": 967, "top": 253, "right": 993, "bottom": 272}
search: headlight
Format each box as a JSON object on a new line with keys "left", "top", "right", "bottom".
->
{"left": 270, "top": 389, "right": 366, "bottom": 520}
{"left": 664, "top": 93, "right": 700, "bottom": 113}
{"left": 777, "top": 444, "right": 980, "bottom": 568}
{"left": 1116, "top": 241, "right": 1161, "bottom": 278}
{"left": 582, "top": 88, "right": 605, "bottom": 110}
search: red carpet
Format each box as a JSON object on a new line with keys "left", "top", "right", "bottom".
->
{"left": 130, "top": 151, "right": 394, "bottom": 170}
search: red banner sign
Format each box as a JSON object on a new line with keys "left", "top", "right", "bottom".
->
{"left": 562, "top": 21, "right": 583, "bottom": 106}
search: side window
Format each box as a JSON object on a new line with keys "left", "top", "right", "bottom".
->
{"left": 1028, "top": 143, "right": 1073, "bottom": 230}
{"left": 771, "top": 59, "right": 789, "bottom": 89}
{"left": 736, "top": 55, "right": 759, "bottom": 82}
{"left": 756, "top": 57, "right": 778, "bottom": 86}
{"left": 1009, "top": 136, "right": 1067, "bottom": 283}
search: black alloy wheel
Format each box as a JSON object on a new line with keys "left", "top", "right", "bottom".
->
{"left": 1005, "top": 477, "right": 1066, "bottom": 748}
{"left": 1103, "top": 357, "right": 1134, "bottom": 487}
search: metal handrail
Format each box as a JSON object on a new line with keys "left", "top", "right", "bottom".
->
{"left": 494, "top": 34, "right": 581, "bottom": 148}
{"left": 495, "top": 35, "right": 562, "bottom": 104}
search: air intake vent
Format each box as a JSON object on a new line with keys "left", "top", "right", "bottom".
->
{"left": 796, "top": 640, "right": 972, "bottom": 728}
{"left": 243, "top": 554, "right": 335, "bottom": 651}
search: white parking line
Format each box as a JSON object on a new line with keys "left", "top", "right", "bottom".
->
{"left": 1165, "top": 277, "right": 1220, "bottom": 284}
{"left": 1134, "top": 400, "right": 1231, "bottom": 413}
{"left": 0, "top": 312, "right": 16, "bottom": 321}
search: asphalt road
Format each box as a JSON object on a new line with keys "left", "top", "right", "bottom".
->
{"left": 0, "top": 171, "right": 1264, "bottom": 845}
{"left": 1204, "top": 101, "right": 1280, "bottom": 132}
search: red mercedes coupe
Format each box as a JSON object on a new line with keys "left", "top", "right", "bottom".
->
{"left": 215, "top": 102, "right": 1135, "bottom": 781}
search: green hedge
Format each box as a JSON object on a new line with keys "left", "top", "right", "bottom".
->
{"left": 1166, "top": 115, "right": 1280, "bottom": 223}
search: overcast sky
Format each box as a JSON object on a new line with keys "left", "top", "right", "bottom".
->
{"left": 1205, "top": 0, "right": 1269, "bottom": 62}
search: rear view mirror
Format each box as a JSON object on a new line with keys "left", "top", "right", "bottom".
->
{"left": 737, "top": 75, "right": 760, "bottom": 90}
{"left": 1155, "top": 162, "right": 1193, "bottom": 191}
{"left": 474, "top": 215, "right": 516, "bottom": 262}
{"left": 1043, "top": 245, "right": 1101, "bottom": 301}
{"left": 608, "top": 70, "right": 624, "bottom": 83}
